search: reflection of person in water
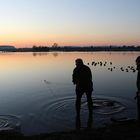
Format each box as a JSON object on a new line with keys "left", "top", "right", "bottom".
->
{"left": 72, "top": 58, "right": 93, "bottom": 117}
{"left": 76, "top": 111, "right": 93, "bottom": 130}
{"left": 136, "top": 56, "right": 140, "bottom": 120}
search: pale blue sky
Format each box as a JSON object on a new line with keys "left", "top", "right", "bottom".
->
{"left": 0, "top": 0, "right": 140, "bottom": 47}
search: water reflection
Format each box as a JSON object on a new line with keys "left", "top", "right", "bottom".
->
{"left": 76, "top": 111, "right": 93, "bottom": 130}
{"left": 0, "top": 52, "right": 139, "bottom": 135}
{"left": 32, "top": 52, "right": 59, "bottom": 57}
{"left": 52, "top": 53, "right": 58, "bottom": 57}
{"left": 33, "top": 52, "right": 48, "bottom": 56}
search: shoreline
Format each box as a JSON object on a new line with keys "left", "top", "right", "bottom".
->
{"left": 1, "top": 120, "right": 140, "bottom": 140}
{"left": 1, "top": 45, "right": 140, "bottom": 52}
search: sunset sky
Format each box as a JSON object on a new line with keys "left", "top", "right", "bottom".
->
{"left": 0, "top": 0, "right": 140, "bottom": 48}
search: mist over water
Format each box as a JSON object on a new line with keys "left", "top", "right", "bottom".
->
{"left": 0, "top": 52, "right": 139, "bottom": 135}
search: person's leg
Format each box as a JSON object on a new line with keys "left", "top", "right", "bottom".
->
{"left": 137, "top": 97, "right": 140, "bottom": 120}
{"left": 76, "top": 91, "right": 83, "bottom": 116}
{"left": 86, "top": 92, "right": 93, "bottom": 113}
{"left": 87, "top": 110, "right": 93, "bottom": 129}
{"left": 75, "top": 114, "right": 81, "bottom": 130}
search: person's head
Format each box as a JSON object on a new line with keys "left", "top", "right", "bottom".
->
{"left": 75, "top": 58, "right": 84, "bottom": 67}
{"left": 136, "top": 56, "right": 140, "bottom": 66}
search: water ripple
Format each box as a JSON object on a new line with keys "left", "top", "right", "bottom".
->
{"left": 0, "top": 115, "right": 21, "bottom": 131}
{"left": 92, "top": 98, "right": 125, "bottom": 114}
{"left": 43, "top": 95, "right": 126, "bottom": 116}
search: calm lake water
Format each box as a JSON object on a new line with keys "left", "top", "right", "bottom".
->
{"left": 0, "top": 51, "right": 139, "bottom": 135}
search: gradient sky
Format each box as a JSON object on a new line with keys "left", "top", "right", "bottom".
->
{"left": 0, "top": 0, "right": 140, "bottom": 48}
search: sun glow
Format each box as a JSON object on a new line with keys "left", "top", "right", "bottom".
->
{"left": 0, "top": 0, "right": 140, "bottom": 48}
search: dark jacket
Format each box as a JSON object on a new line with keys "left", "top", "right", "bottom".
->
{"left": 137, "top": 67, "right": 140, "bottom": 91}
{"left": 72, "top": 64, "right": 93, "bottom": 92}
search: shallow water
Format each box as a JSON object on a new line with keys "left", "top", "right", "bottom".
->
{"left": 0, "top": 51, "right": 139, "bottom": 135}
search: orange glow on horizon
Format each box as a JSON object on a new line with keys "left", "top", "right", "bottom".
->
{"left": 0, "top": 32, "right": 139, "bottom": 48}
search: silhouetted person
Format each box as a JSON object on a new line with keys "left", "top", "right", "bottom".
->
{"left": 136, "top": 56, "right": 140, "bottom": 120}
{"left": 72, "top": 58, "right": 93, "bottom": 117}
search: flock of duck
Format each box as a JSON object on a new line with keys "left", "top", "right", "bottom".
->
{"left": 87, "top": 61, "right": 136, "bottom": 73}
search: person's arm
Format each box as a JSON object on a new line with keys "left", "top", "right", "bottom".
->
{"left": 137, "top": 71, "right": 140, "bottom": 92}
{"left": 135, "top": 71, "right": 140, "bottom": 99}
{"left": 72, "top": 69, "right": 76, "bottom": 85}
{"left": 89, "top": 68, "right": 92, "bottom": 81}
{"left": 88, "top": 67, "right": 93, "bottom": 90}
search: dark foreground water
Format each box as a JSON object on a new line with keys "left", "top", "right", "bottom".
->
{"left": 0, "top": 51, "right": 139, "bottom": 135}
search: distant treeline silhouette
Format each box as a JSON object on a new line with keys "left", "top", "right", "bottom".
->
{"left": 26, "top": 45, "right": 140, "bottom": 52}
{"left": 1, "top": 45, "right": 140, "bottom": 52}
